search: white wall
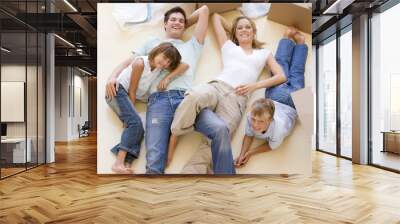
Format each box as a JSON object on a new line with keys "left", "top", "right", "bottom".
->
{"left": 74, "top": 73, "right": 89, "bottom": 133}
{"left": 55, "top": 66, "right": 68, "bottom": 141}
{"left": 1, "top": 65, "right": 26, "bottom": 140}
{"left": 1, "top": 65, "right": 36, "bottom": 138}
{"left": 1, "top": 64, "right": 46, "bottom": 163}
{"left": 54, "top": 67, "right": 89, "bottom": 141}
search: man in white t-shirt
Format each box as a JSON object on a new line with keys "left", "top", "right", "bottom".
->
{"left": 106, "top": 6, "right": 209, "bottom": 174}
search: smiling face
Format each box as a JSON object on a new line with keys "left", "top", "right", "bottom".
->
{"left": 234, "top": 18, "right": 255, "bottom": 44}
{"left": 249, "top": 98, "right": 275, "bottom": 133}
{"left": 148, "top": 42, "right": 181, "bottom": 71}
{"left": 153, "top": 53, "right": 171, "bottom": 70}
{"left": 164, "top": 12, "right": 185, "bottom": 39}
{"left": 250, "top": 113, "right": 272, "bottom": 133}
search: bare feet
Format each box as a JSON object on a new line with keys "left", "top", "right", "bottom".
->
{"left": 112, "top": 163, "right": 134, "bottom": 174}
{"left": 284, "top": 26, "right": 297, "bottom": 39}
{"left": 112, "top": 150, "right": 133, "bottom": 174}
{"left": 293, "top": 31, "right": 305, "bottom": 45}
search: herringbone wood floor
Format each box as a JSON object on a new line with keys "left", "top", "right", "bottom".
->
{"left": 1, "top": 135, "right": 400, "bottom": 224}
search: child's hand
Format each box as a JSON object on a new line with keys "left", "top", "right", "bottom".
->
{"left": 106, "top": 77, "right": 119, "bottom": 98}
{"left": 234, "top": 151, "right": 252, "bottom": 167}
{"left": 234, "top": 156, "right": 243, "bottom": 167}
{"left": 157, "top": 77, "right": 171, "bottom": 91}
{"left": 241, "top": 152, "right": 252, "bottom": 165}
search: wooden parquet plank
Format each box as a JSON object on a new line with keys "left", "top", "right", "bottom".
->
{"left": 0, "top": 135, "right": 400, "bottom": 223}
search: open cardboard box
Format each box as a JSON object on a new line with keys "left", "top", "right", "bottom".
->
{"left": 267, "top": 3, "right": 312, "bottom": 34}
{"left": 196, "top": 3, "right": 311, "bottom": 34}
{"left": 196, "top": 3, "right": 241, "bottom": 14}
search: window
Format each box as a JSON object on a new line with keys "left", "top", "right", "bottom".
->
{"left": 317, "top": 37, "right": 337, "bottom": 154}
{"left": 340, "top": 28, "right": 352, "bottom": 158}
{"left": 370, "top": 2, "right": 400, "bottom": 171}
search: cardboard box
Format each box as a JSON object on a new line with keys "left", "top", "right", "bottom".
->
{"left": 385, "top": 132, "right": 400, "bottom": 154}
{"left": 197, "top": 3, "right": 241, "bottom": 14}
{"left": 267, "top": 3, "right": 312, "bottom": 34}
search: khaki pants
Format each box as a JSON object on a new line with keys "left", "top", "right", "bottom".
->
{"left": 171, "top": 80, "right": 247, "bottom": 174}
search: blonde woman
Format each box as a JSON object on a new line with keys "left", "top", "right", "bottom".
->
{"left": 168, "top": 14, "right": 287, "bottom": 174}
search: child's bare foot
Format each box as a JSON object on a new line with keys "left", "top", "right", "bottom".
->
{"left": 293, "top": 32, "right": 305, "bottom": 44}
{"left": 112, "top": 163, "right": 134, "bottom": 174}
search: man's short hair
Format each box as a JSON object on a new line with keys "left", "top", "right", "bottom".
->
{"left": 164, "top": 6, "right": 187, "bottom": 24}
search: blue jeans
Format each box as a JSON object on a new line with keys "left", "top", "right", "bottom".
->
{"left": 106, "top": 86, "right": 144, "bottom": 164}
{"left": 194, "top": 109, "right": 236, "bottom": 174}
{"left": 265, "top": 38, "right": 308, "bottom": 109}
{"left": 145, "top": 90, "right": 236, "bottom": 174}
{"left": 145, "top": 90, "right": 185, "bottom": 174}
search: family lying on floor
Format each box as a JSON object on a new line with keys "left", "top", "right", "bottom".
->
{"left": 104, "top": 6, "right": 308, "bottom": 174}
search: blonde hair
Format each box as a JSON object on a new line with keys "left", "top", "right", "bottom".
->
{"left": 251, "top": 98, "right": 275, "bottom": 119}
{"left": 230, "top": 16, "right": 264, "bottom": 49}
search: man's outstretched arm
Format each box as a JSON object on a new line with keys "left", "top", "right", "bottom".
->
{"left": 186, "top": 5, "right": 209, "bottom": 44}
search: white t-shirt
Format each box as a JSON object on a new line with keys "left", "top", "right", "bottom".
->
{"left": 117, "top": 56, "right": 161, "bottom": 102}
{"left": 216, "top": 40, "right": 271, "bottom": 88}
{"left": 134, "top": 37, "right": 203, "bottom": 93}
{"left": 245, "top": 100, "right": 297, "bottom": 150}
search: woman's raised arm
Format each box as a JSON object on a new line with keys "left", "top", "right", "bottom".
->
{"left": 212, "top": 13, "right": 231, "bottom": 48}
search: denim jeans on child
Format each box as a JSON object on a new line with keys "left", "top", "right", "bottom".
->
{"left": 193, "top": 108, "right": 237, "bottom": 174}
{"left": 170, "top": 80, "right": 248, "bottom": 175}
{"left": 145, "top": 89, "right": 238, "bottom": 174}
{"left": 106, "top": 86, "right": 144, "bottom": 164}
{"left": 265, "top": 38, "right": 308, "bottom": 109}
